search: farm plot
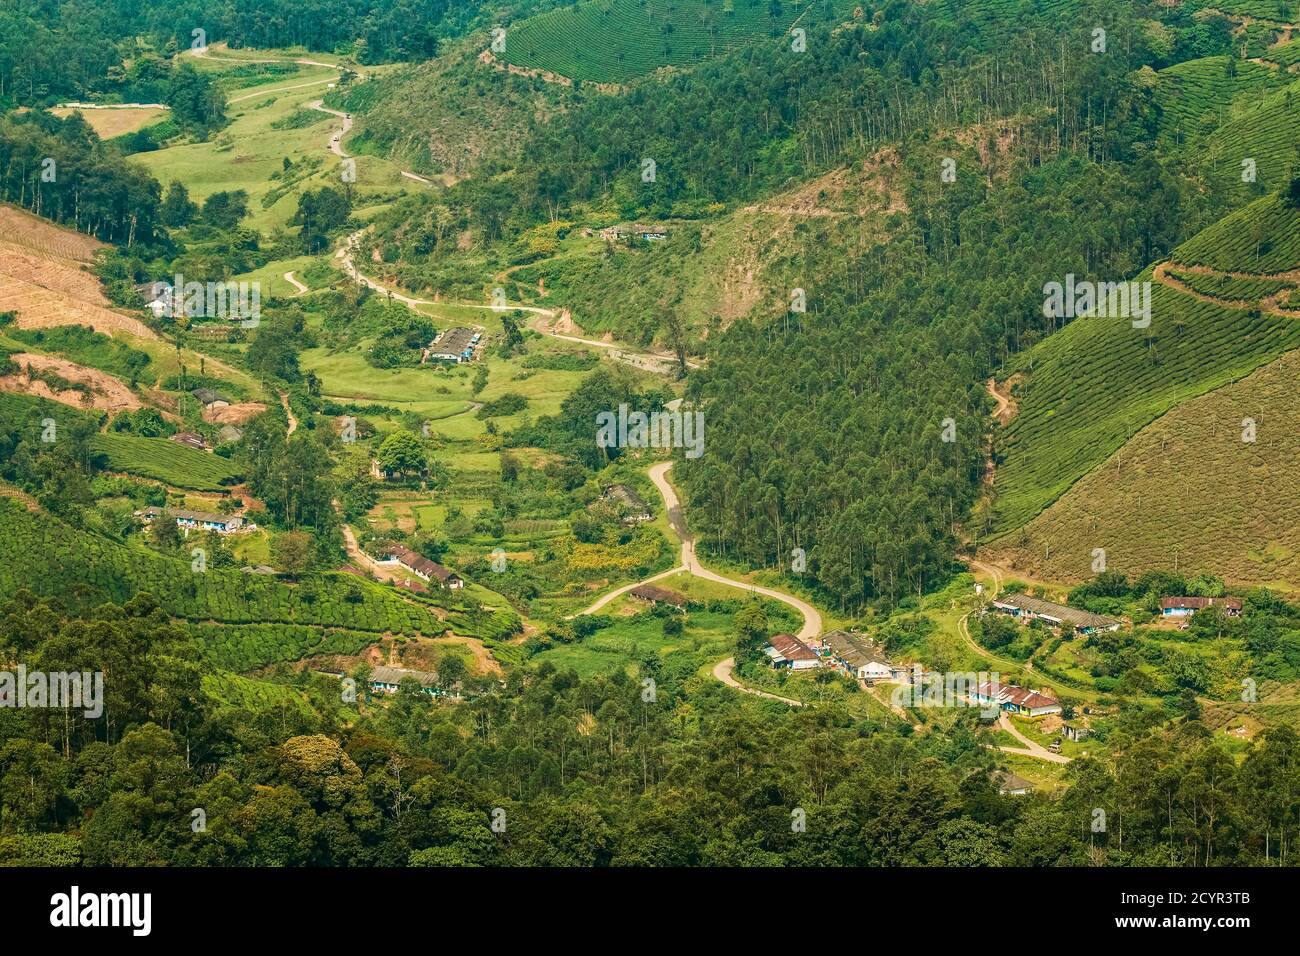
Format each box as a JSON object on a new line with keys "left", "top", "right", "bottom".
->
{"left": 0, "top": 241, "right": 109, "bottom": 302}
{"left": 0, "top": 276, "right": 157, "bottom": 340}
{"left": 0, "top": 204, "right": 104, "bottom": 262}
{"left": 0, "top": 498, "right": 451, "bottom": 637}
{"left": 91, "top": 433, "right": 242, "bottom": 490}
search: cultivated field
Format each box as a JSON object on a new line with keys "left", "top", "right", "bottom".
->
{"left": 50, "top": 105, "right": 169, "bottom": 138}
{"left": 988, "top": 347, "right": 1300, "bottom": 589}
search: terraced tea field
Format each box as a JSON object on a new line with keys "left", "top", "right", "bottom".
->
{"left": 91, "top": 433, "right": 243, "bottom": 490}
{"left": 1173, "top": 194, "right": 1300, "bottom": 273}
{"left": 990, "top": 279, "right": 1300, "bottom": 534}
{"left": 499, "top": 0, "right": 858, "bottom": 83}
{"left": 1154, "top": 56, "right": 1289, "bottom": 145}
{"left": 1198, "top": 77, "right": 1300, "bottom": 192}
{"left": 987, "top": 347, "right": 1300, "bottom": 588}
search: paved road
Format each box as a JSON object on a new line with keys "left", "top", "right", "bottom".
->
{"left": 712, "top": 657, "right": 803, "bottom": 706}
{"left": 648, "top": 461, "right": 822, "bottom": 642}
{"left": 278, "top": 390, "right": 298, "bottom": 436}
{"left": 308, "top": 100, "right": 352, "bottom": 156}
{"left": 284, "top": 272, "right": 308, "bottom": 295}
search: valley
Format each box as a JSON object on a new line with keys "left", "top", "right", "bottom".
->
{"left": 5, "top": 0, "right": 1300, "bottom": 881}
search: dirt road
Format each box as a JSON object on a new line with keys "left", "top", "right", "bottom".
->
{"left": 574, "top": 461, "right": 822, "bottom": 706}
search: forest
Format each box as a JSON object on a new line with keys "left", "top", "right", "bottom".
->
{"left": 4, "top": 591, "right": 1300, "bottom": 867}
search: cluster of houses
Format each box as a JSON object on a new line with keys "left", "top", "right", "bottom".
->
{"left": 761, "top": 628, "right": 914, "bottom": 684}
{"left": 991, "top": 591, "right": 1245, "bottom": 633}
{"left": 1159, "top": 595, "right": 1242, "bottom": 618}
{"left": 367, "top": 665, "right": 443, "bottom": 697}
{"left": 971, "top": 680, "right": 1062, "bottom": 718}
{"left": 423, "top": 327, "right": 482, "bottom": 364}
{"left": 135, "top": 506, "right": 253, "bottom": 536}
{"left": 372, "top": 543, "right": 464, "bottom": 590}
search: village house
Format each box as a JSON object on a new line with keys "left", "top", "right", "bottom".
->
{"left": 424, "top": 327, "right": 480, "bottom": 364}
{"left": 995, "top": 771, "right": 1036, "bottom": 796}
{"left": 217, "top": 424, "right": 243, "bottom": 444}
{"left": 764, "top": 633, "right": 821, "bottom": 671}
{"left": 990, "top": 593, "right": 1122, "bottom": 634}
{"left": 597, "top": 484, "right": 652, "bottom": 523}
{"left": 972, "top": 680, "right": 1063, "bottom": 718}
{"left": 136, "top": 507, "right": 251, "bottom": 535}
{"left": 368, "top": 665, "right": 439, "bottom": 696}
{"left": 376, "top": 544, "right": 464, "bottom": 589}
{"left": 628, "top": 583, "right": 688, "bottom": 610}
{"left": 191, "top": 387, "right": 231, "bottom": 410}
{"left": 1060, "top": 721, "right": 1089, "bottom": 742}
{"left": 168, "top": 431, "right": 209, "bottom": 452}
{"left": 822, "top": 630, "right": 901, "bottom": 684}
{"left": 1159, "top": 596, "right": 1243, "bottom": 618}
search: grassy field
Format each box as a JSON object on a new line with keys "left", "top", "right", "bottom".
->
{"left": 50, "top": 106, "right": 169, "bottom": 138}
{"left": 133, "top": 61, "right": 418, "bottom": 234}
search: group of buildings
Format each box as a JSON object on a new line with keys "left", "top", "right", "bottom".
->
{"left": 135, "top": 506, "right": 253, "bottom": 536}
{"left": 423, "top": 327, "right": 483, "bottom": 364}
{"left": 990, "top": 591, "right": 1243, "bottom": 632}
{"left": 762, "top": 629, "right": 912, "bottom": 684}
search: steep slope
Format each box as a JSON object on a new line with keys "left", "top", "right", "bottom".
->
{"left": 986, "top": 347, "right": 1300, "bottom": 587}
{"left": 988, "top": 194, "right": 1300, "bottom": 542}
{"left": 0, "top": 204, "right": 157, "bottom": 341}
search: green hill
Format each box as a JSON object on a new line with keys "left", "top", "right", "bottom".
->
{"left": 0, "top": 498, "right": 448, "bottom": 640}
{"left": 989, "top": 192, "right": 1300, "bottom": 538}
{"left": 989, "top": 279, "right": 1300, "bottom": 535}
{"left": 987, "top": 346, "right": 1300, "bottom": 588}
{"left": 499, "top": 0, "right": 855, "bottom": 83}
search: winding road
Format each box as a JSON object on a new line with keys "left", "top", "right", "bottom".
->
{"left": 575, "top": 461, "right": 821, "bottom": 706}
